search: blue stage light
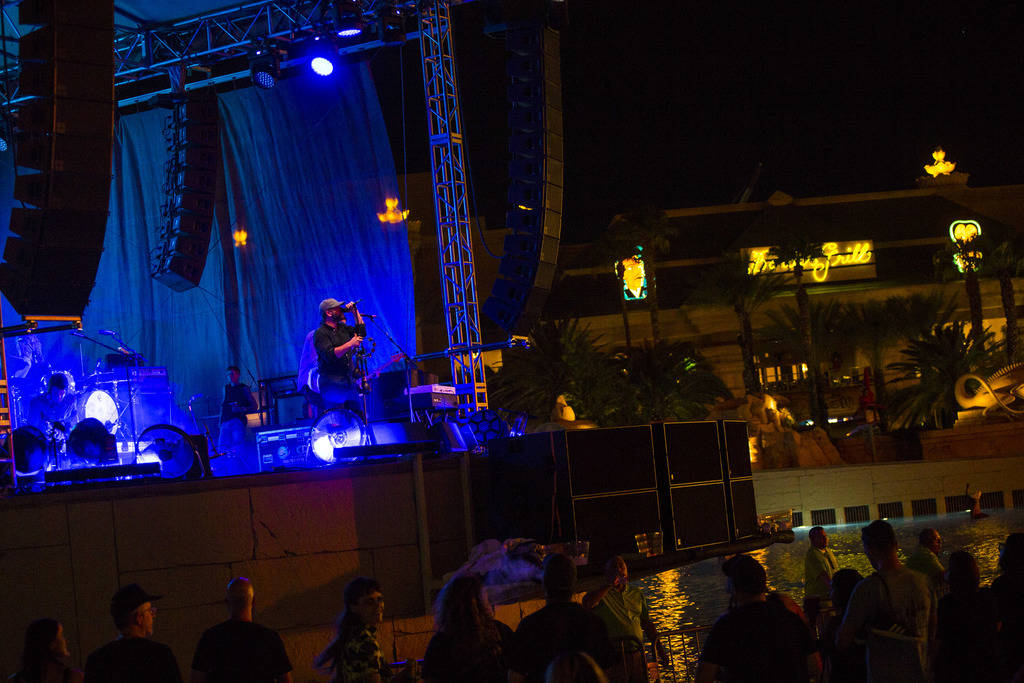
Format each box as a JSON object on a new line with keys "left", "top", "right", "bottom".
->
{"left": 337, "top": 27, "right": 362, "bottom": 37}
{"left": 310, "top": 56, "right": 335, "bottom": 76}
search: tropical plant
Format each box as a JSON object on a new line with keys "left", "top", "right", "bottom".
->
{"left": 935, "top": 242, "right": 986, "bottom": 348}
{"left": 981, "top": 240, "right": 1024, "bottom": 363}
{"left": 606, "top": 206, "right": 678, "bottom": 345}
{"left": 767, "top": 234, "right": 827, "bottom": 427}
{"left": 696, "top": 254, "right": 786, "bottom": 396}
{"left": 619, "top": 340, "right": 731, "bottom": 423}
{"left": 486, "top": 318, "right": 626, "bottom": 425}
{"left": 886, "top": 322, "right": 1001, "bottom": 430}
{"left": 843, "top": 293, "right": 957, "bottom": 428}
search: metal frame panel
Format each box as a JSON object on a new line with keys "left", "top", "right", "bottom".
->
{"left": 418, "top": 0, "right": 486, "bottom": 411}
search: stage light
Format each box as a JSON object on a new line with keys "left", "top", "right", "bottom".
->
{"left": 378, "top": 4, "right": 406, "bottom": 44}
{"left": 0, "top": 136, "right": 7, "bottom": 153}
{"left": 249, "top": 45, "right": 281, "bottom": 89}
{"left": 308, "top": 36, "right": 338, "bottom": 76}
{"left": 311, "top": 56, "right": 335, "bottom": 76}
{"left": 334, "top": 0, "right": 366, "bottom": 37}
{"left": 233, "top": 228, "right": 248, "bottom": 247}
{"left": 310, "top": 408, "right": 368, "bottom": 464}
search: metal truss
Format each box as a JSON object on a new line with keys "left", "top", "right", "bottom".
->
{"left": 419, "top": 0, "right": 487, "bottom": 411}
{"left": 0, "top": 0, "right": 418, "bottom": 105}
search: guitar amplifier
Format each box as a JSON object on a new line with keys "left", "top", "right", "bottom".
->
{"left": 255, "top": 424, "right": 311, "bottom": 472}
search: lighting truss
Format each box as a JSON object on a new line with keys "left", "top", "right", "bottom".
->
{"left": 0, "top": 0, "right": 422, "bottom": 107}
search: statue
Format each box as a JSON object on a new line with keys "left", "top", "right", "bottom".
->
{"left": 954, "top": 362, "right": 1024, "bottom": 420}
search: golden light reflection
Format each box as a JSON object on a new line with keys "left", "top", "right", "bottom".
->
{"left": 376, "top": 197, "right": 409, "bottom": 224}
{"left": 232, "top": 228, "right": 248, "bottom": 247}
{"left": 925, "top": 147, "right": 956, "bottom": 176}
{"left": 950, "top": 220, "right": 983, "bottom": 273}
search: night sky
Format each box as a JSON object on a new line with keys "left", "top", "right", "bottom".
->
{"left": 371, "top": 1, "right": 1024, "bottom": 244}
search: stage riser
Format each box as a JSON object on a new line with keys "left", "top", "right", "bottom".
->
{"left": 0, "top": 459, "right": 472, "bottom": 680}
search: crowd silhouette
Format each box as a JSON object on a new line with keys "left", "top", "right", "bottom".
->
{"left": 9, "top": 530, "right": 1024, "bottom": 683}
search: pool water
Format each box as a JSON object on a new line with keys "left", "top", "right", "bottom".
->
{"left": 637, "top": 509, "right": 1024, "bottom": 632}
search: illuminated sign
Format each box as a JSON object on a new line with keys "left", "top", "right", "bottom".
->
{"left": 949, "top": 219, "right": 982, "bottom": 273}
{"left": 377, "top": 198, "right": 409, "bottom": 224}
{"left": 924, "top": 147, "right": 956, "bottom": 177}
{"left": 743, "top": 241, "right": 876, "bottom": 284}
{"left": 616, "top": 247, "right": 647, "bottom": 300}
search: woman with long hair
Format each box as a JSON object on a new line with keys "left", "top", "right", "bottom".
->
{"left": 11, "top": 619, "right": 83, "bottom": 683}
{"left": 314, "top": 577, "right": 391, "bottom": 683}
{"left": 422, "top": 575, "right": 513, "bottom": 683}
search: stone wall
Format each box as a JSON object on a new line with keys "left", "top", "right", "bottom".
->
{"left": 0, "top": 458, "right": 512, "bottom": 681}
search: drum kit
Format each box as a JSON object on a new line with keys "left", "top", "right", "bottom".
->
{"left": 11, "top": 366, "right": 153, "bottom": 476}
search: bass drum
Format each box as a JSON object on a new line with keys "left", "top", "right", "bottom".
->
{"left": 77, "top": 387, "right": 121, "bottom": 435}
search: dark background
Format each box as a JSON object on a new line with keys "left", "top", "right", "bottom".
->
{"left": 370, "top": 0, "right": 1024, "bottom": 244}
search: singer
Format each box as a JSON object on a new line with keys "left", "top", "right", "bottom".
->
{"left": 313, "top": 297, "right": 366, "bottom": 414}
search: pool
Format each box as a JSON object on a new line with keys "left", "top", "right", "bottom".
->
{"left": 637, "top": 509, "right": 1024, "bottom": 631}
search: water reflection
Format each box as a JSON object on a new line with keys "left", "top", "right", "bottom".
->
{"left": 637, "top": 509, "right": 1023, "bottom": 632}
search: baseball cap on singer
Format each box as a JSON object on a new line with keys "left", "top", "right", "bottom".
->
{"left": 110, "top": 583, "right": 162, "bottom": 619}
{"left": 319, "top": 298, "right": 344, "bottom": 314}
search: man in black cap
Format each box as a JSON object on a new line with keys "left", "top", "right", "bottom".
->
{"left": 190, "top": 577, "right": 292, "bottom": 683}
{"left": 313, "top": 297, "right": 366, "bottom": 413}
{"left": 84, "top": 583, "right": 181, "bottom": 683}
{"left": 508, "top": 553, "right": 613, "bottom": 683}
{"left": 696, "top": 554, "right": 817, "bottom": 683}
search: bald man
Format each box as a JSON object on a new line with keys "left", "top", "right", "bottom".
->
{"left": 190, "top": 578, "right": 292, "bottom": 683}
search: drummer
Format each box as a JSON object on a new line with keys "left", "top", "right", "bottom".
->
{"left": 219, "top": 366, "right": 257, "bottom": 453}
{"left": 27, "top": 373, "right": 76, "bottom": 441}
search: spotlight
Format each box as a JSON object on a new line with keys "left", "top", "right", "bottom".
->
{"left": 334, "top": 0, "right": 366, "bottom": 37}
{"left": 310, "top": 408, "right": 368, "bottom": 464}
{"left": 249, "top": 45, "right": 281, "bottom": 89}
{"left": 378, "top": 4, "right": 407, "bottom": 45}
{"left": 308, "top": 36, "right": 338, "bottom": 76}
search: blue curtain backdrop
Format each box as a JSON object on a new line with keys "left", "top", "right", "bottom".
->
{"left": 0, "top": 63, "right": 415, "bottom": 415}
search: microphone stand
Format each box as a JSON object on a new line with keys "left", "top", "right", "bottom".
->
{"left": 364, "top": 314, "right": 421, "bottom": 423}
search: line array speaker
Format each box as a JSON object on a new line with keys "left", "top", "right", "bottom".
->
{"left": 0, "top": 0, "right": 114, "bottom": 316}
{"left": 482, "top": 24, "right": 563, "bottom": 335}
{"left": 151, "top": 93, "right": 220, "bottom": 291}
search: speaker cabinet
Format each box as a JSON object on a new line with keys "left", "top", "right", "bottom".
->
{"left": 151, "top": 91, "right": 220, "bottom": 291}
{"left": 483, "top": 25, "right": 563, "bottom": 335}
{"left": 0, "top": 0, "right": 114, "bottom": 317}
{"left": 481, "top": 426, "right": 660, "bottom": 562}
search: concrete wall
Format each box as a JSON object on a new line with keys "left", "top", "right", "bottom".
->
{"left": 0, "top": 458, "right": 507, "bottom": 681}
{"left": 752, "top": 454, "right": 1024, "bottom": 524}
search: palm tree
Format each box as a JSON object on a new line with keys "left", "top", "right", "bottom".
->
{"left": 937, "top": 242, "right": 986, "bottom": 348}
{"left": 487, "top": 318, "right": 627, "bottom": 426}
{"left": 844, "top": 292, "right": 959, "bottom": 427}
{"left": 697, "top": 254, "right": 786, "bottom": 396}
{"left": 606, "top": 206, "right": 678, "bottom": 345}
{"left": 982, "top": 241, "right": 1024, "bottom": 363}
{"left": 886, "top": 322, "right": 1000, "bottom": 429}
{"left": 768, "top": 235, "right": 827, "bottom": 427}
{"left": 621, "top": 340, "right": 731, "bottom": 423}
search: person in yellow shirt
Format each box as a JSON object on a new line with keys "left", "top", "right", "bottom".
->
{"left": 804, "top": 526, "right": 839, "bottom": 624}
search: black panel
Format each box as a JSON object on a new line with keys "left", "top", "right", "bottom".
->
{"left": 663, "top": 421, "right": 723, "bottom": 484}
{"left": 670, "top": 483, "right": 730, "bottom": 549}
{"left": 730, "top": 478, "right": 759, "bottom": 539}
{"left": 573, "top": 491, "right": 661, "bottom": 562}
{"left": 720, "top": 420, "right": 752, "bottom": 478}
{"left": 566, "top": 426, "right": 655, "bottom": 496}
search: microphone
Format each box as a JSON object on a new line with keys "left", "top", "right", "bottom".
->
{"left": 360, "top": 312, "right": 378, "bottom": 319}
{"left": 188, "top": 393, "right": 204, "bottom": 402}
{"left": 345, "top": 299, "right": 362, "bottom": 311}
{"left": 70, "top": 330, "right": 87, "bottom": 338}
{"left": 98, "top": 329, "right": 117, "bottom": 336}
